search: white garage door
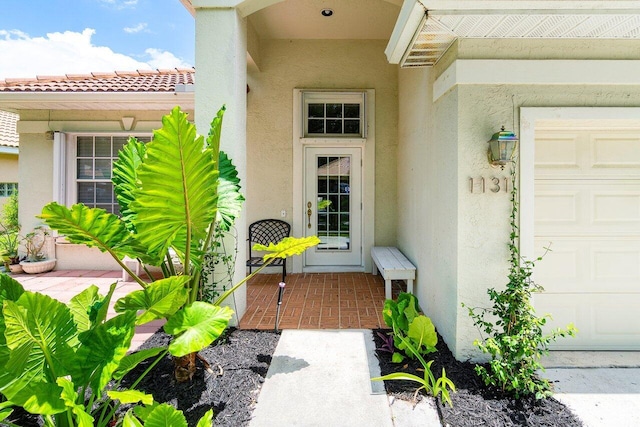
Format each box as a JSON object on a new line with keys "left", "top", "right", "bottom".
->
{"left": 534, "top": 127, "right": 640, "bottom": 350}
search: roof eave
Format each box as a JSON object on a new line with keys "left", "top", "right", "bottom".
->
{"left": 0, "top": 92, "right": 195, "bottom": 111}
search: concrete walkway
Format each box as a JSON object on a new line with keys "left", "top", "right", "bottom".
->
{"left": 250, "top": 329, "right": 640, "bottom": 427}
{"left": 249, "top": 329, "right": 440, "bottom": 427}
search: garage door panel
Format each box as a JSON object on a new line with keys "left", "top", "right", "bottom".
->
{"left": 534, "top": 238, "right": 640, "bottom": 294}
{"left": 536, "top": 181, "right": 640, "bottom": 235}
{"left": 535, "top": 134, "right": 580, "bottom": 169}
{"left": 535, "top": 127, "right": 640, "bottom": 350}
{"left": 593, "top": 192, "right": 640, "bottom": 224}
{"left": 534, "top": 294, "right": 640, "bottom": 350}
{"left": 591, "top": 133, "right": 640, "bottom": 169}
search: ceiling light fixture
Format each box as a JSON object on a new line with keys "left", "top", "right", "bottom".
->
{"left": 321, "top": 8, "right": 333, "bottom": 17}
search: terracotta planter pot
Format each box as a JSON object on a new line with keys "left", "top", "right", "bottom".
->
{"left": 9, "top": 263, "right": 23, "bottom": 274}
{"left": 20, "top": 259, "right": 56, "bottom": 274}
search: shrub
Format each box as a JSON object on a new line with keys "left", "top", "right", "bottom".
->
{"left": 464, "top": 164, "right": 576, "bottom": 399}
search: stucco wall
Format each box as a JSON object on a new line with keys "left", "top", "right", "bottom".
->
{"left": 0, "top": 153, "right": 18, "bottom": 210}
{"left": 398, "top": 38, "right": 640, "bottom": 360}
{"left": 246, "top": 39, "right": 398, "bottom": 246}
{"left": 16, "top": 109, "right": 181, "bottom": 269}
{"left": 396, "top": 67, "right": 460, "bottom": 355}
{"left": 454, "top": 83, "right": 640, "bottom": 360}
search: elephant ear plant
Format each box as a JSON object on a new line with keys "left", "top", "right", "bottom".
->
{"left": 0, "top": 106, "right": 319, "bottom": 425}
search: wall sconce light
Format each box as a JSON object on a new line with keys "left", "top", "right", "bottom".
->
{"left": 487, "top": 126, "right": 518, "bottom": 169}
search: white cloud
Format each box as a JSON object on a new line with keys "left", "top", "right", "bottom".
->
{"left": 145, "top": 48, "right": 192, "bottom": 70}
{"left": 124, "top": 23, "right": 148, "bottom": 34}
{"left": 0, "top": 28, "right": 191, "bottom": 80}
{"left": 98, "top": 0, "right": 138, "bottom": 10}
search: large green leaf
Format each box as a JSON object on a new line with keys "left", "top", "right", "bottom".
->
{"left": 196, "top": 409, "right": 214, "bottom": 427}
{"left": 2, "top": 293, "right": 75, "bottom": 389}
{"left": 254, "top": 236, "right": 321, "bottom": 261}
{"left": 39, "top": 203, "right": 152, "bottom": 264}
{"left": 114, "top": 276, "right": 190, "bottom": 325}
{"left": 113, "top": 347, "right": 166, "bottom": 381}
{"left": 124, "top": 410, "right": 145, "bottom": 427}
{"left": 68, "top": 285, "right": 101, "bottom": 334}
{"left": 8, "top": 380, "right": 66, "bottom": 415}
{"left": 73, "top": 311, "right": 137, "bottom": 397}
{"left": 131, "top": 106, "right": 218, "bottom": 267}
{"left": 407, "top": 315, "right": 437, "bottom": 351}
{"left": 216, "top": 151, "right": 244, "bottom": 231}
{"left": 113, "top": 137, "right": 147, "bottom": 230}
{"left": 164, "top": 302, "right": 233, "bottom": 357}
{"left": 205, "top": 105, "right": 224, "bottom": 155}
{"left": 0, "top": 274, "right": 25, "bottom": 361}
{"left": 58, "top": 377, "right": 94, "bottom": 427}
{"left": 68, "top": 283, "right": 117, "bottom": 336}
{"left": 108, "top": 389, "right": 154, "bottom": 405}
{"left": 0, "top": 274, "right": 24, "bottom": 303}
{"left": 144, "top": 403, "right": 188, "bottom": 427}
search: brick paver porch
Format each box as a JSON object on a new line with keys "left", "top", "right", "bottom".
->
{"left": 240, "top": 273, "right": 402, "bottom": 330}
{"left": 9, "top": 270, "right": 402, "bottom": 348}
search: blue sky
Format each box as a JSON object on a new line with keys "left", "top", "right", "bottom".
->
{"left": 0, "top": 0, "right": 194, "bottom": 80}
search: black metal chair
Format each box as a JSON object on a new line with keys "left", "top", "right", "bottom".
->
{"left": 246, "top": 219, "right": 291, "bottom": 282}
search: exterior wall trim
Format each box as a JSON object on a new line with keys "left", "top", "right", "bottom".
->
{"left": 434, "top": 59, "right": 640, "bottom": 101}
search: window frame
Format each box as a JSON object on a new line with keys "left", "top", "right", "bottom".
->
{"left": 0, "top": 183, "right": 18, "bottom": 197}
{"left": 64, "top": 133, "right": 152, "bottom": 213}
{"left": 302, "top": 92, "right": 366, "bottom": 139}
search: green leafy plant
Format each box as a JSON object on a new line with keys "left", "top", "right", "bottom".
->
{"left": 464, "top": 163, "right": 576, "bottom": 399}
{"left": 382, "top": 292, "right": 437, "bottom": 362}
{"left": 38, "top": 105, "right": 318, "bottom": 382}
{"left": 22, "top": 226, "right": 50, "bottom": 262}
{"left": 372, "top": 324, "right": 456, "bottom": 406}
{"left": 0, "top": 191, "right": 19, "bottom": 232}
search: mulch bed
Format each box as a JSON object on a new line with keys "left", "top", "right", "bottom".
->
{"left": 372, "top": 328, "right": 583, "bottom": 427}
{"left": 6, "top": 328, "right": 583, "bottom": 426}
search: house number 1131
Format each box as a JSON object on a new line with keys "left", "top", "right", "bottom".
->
{"left": 469, "top": 177, "right": 509, "bottom": 194}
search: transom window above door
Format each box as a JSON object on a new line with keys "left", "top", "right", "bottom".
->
{"left": 302, "top": 92, "right": 366, "bottom": 138}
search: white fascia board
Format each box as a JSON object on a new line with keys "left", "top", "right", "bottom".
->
{"left": 0, "top": 146, "right": 18, "bottom": 155}
{"left": 191, "top": 0, "right": 283, "bottom": 17}
{"left": 418, "top": 1, "right": 640, "bottom": 14}
{"left": 385, "top": 0, "right": 426, "bottom": 64}
{"left": 0, "top": 92, "right": 194, "bottom": 110}
{"left": 434, "top": 59, "right": 640, "bottom": 101}
{"left": 17, "top": 120, "right": 163, "bottom": 133}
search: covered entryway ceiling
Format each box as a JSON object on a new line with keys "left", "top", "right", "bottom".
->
{"left": 386, "top": 0, "right": 640, "bottom": 67}
{"left": 182, "top": 0, "right": 402, "bottom": 40}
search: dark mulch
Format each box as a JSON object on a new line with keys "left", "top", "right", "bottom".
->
{"left": 4, "top": 328, "right": 280, "bottom": 427}
{"left": 372, "top": 328, "right": 583, "bottom": 427}
{"left": 6, "top": 328, "right": 583, "bottom": 427}
{"left": 119, "top": 328, "right": 280, "bottom": 426}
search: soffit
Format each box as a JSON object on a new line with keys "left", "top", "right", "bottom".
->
{"left": 396, "top": 1, "right": 640, "bottom": 67}
{"left": 248, "top": 0, "right": 401, "bottom": 40}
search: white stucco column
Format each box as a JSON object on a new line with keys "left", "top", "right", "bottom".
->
{"left": 194, "top": 6, "right": 248, "bottom": 323}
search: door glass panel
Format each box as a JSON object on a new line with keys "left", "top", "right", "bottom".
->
{"left": 316, "top": 155, "right": 351, "bottom": 251}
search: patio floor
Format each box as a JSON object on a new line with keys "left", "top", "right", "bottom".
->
{"left": 240, "top": 273, "right": 402, "bottom": 330}
{"left": 8, "top": 270, "right": 402, "bottom": 348}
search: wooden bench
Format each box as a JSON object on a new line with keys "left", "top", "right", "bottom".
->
{"left": 371, "top": 246, "right": 416, "bottom": 300}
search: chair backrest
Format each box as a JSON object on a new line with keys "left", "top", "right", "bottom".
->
{"left": 248, "top": 219, "right": 291, "bottom": 253}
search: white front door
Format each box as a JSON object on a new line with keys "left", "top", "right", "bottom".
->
{"left": 304, "top": 146, "right": 362, "bottom": 267}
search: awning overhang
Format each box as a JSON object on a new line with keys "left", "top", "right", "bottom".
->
{"left": 386, "top": 0, "right": 640, "bottom": 67}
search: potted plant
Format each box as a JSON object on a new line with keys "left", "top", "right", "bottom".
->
{"left": 0, "top": 223, "right": 23, "bottom": 273}
{"left": 19, "top": 226, "right": 56, "bottom": 274}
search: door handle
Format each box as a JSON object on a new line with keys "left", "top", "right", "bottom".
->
{"left": 307, "top": 202, "right": 312, "bottom": 229}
